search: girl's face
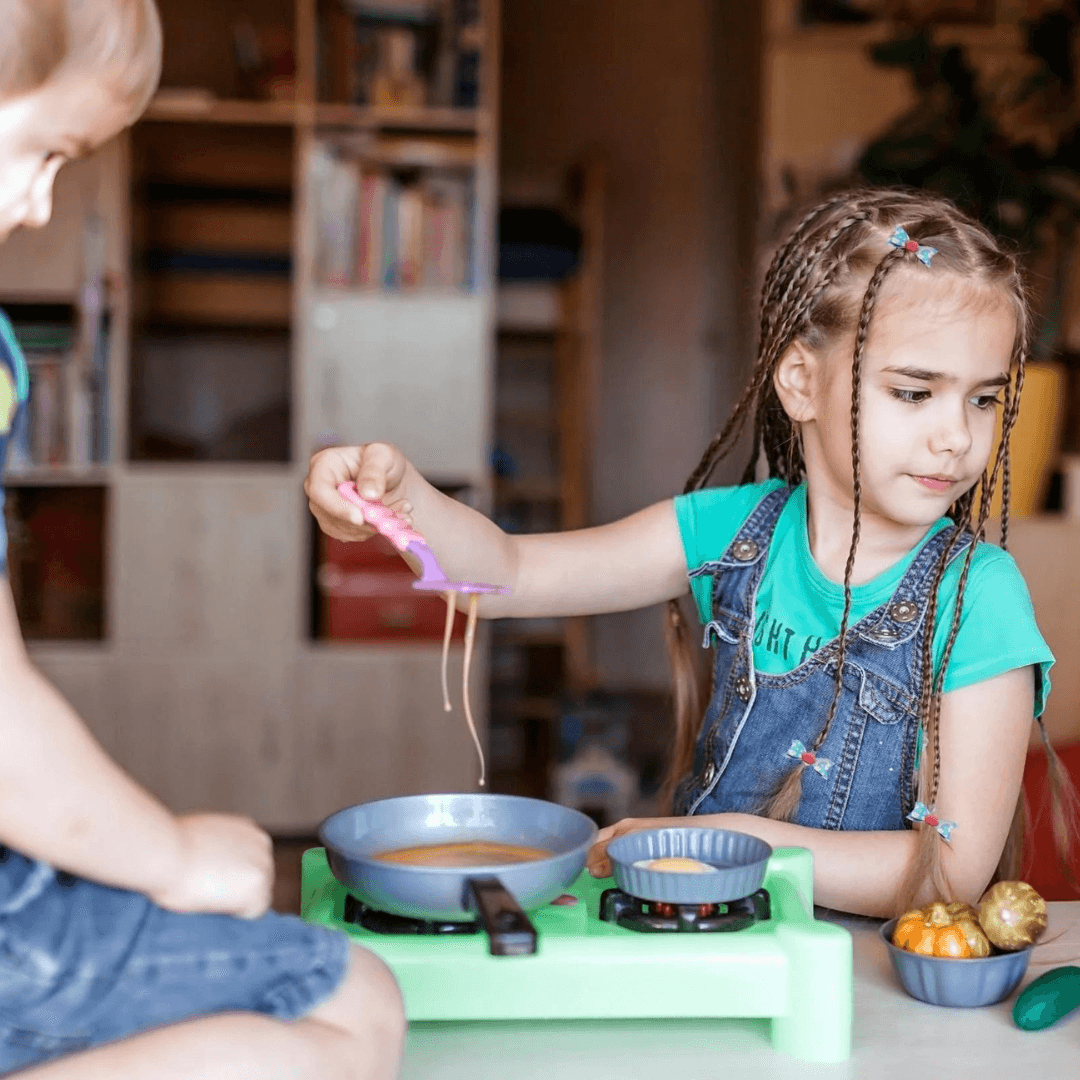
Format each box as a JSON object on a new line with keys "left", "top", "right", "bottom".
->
{"left": 0, "top": 79, "right": 129, "bottom": 242}
{"left": 802, "top": 273, "right": 1016, "bottom": 530}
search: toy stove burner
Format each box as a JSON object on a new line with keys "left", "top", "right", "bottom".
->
{"left": 600, "top": 887, "right": 770, "bottom": 933}
{"left": 343, "top": 893, "right": 479, "bottom": 936}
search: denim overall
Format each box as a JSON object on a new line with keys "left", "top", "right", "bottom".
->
{"left": 673, "top": 485, "right": 972, "bottom": 831}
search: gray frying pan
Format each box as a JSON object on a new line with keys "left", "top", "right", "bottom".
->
{"left": 319, "top": 794, "right": 598, "bottom": 955}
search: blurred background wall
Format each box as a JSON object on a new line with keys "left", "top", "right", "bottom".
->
{"left": 501, "top": 0, "right": 760, "bottom": 687}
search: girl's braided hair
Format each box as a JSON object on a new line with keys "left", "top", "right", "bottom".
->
{"left": 662, "top": 186, "right": 1072, "bottom": 914}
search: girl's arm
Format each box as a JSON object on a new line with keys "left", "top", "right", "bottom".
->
{"left": 306, "top": 442, "right": 691, "bottom": 617}
{"left": 589, "top": 666, "right": 1034, "bottom": 918}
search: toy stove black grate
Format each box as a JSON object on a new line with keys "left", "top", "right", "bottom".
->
{"left": 342, "top": 894, "right": 479, "bottom": 935}
{"left": 341, "top": 887, "right": 771, "bottom": 935}
{"left": 599, "top": 887, "right": 771, "bottom": 933}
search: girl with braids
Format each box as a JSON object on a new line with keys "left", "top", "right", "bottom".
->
{"left": 306, "top": 186, "right": 1069, "bottom": 919}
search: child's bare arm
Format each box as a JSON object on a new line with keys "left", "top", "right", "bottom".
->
{"left": 306, "top": 442, "right": 691, "bottom": 617}
{"left": 589, "top": 666, "right": 1034, "bottom": 918}
{"left": 0, "top": 582, "right": 272, "bottom": 914}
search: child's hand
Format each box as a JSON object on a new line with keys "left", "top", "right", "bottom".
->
{"left": 586, "top": 816, "right": 689, "bottom": 878}
{"left": 150, "top": 813, "right": 274, "bottom": 920}
{"left": 305, "top": 443, "right": 415, "bottom": 542}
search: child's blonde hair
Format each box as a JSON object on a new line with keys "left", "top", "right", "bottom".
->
{"left": 0, "top": 0, "right": 161, "bottom": 118}
{"left": 663, "top": 186, "right": 1077, "bottom": 914}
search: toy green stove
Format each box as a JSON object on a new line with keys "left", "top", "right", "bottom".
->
{"left": 301, "top": 845, "right": 852, "bottom": 1063}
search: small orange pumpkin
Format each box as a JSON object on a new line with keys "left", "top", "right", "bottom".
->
{"left": 892, "top": 909, "right": 927, "bottom": 951}
{"left": 892, "top": 901, "right": 991, "bottom": 958}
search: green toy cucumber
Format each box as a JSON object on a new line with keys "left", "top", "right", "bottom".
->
{"left": 1013, "top": 966, "right": 1080, "bottom": 1031}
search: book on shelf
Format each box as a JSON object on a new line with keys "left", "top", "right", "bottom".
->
{"left": 312, "top": 142, "right": 473, "bottom": 291}
{"left": 315, "top": 145, "right": 360, "bottom": 288}
{"left": 381, "top": 177, "right": 400, "bottom": 287}
{"left": 357, "top": 169, "right": 387, "bottom": 286}
{"left": 423, "top": 172, "right": 470, "bottom": 287}
{"left": 7, "top": 320, "right": 109, "bottom": 473}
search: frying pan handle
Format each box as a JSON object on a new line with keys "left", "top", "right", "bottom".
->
{"left": 466, "top": 877, "right": 538, "bottom": 956}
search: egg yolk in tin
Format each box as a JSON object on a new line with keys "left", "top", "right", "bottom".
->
{"left": 633, "top": 857, "right": 718, "bottom": 874}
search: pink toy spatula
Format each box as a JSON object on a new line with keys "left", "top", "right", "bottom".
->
{"left": 337, "top": 481, "right": 509, "bottom": 595}
{"left": 337, "top": 481, "right": 509, "bottom": 787}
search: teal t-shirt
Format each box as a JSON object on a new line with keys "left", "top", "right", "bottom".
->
{"left": 674, "top": 480, "right": 1054, "bottom": 716}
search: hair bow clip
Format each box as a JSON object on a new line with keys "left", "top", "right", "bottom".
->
{"left": 907, "top": 801, "right": 956, "bottom": 842}
{"left": 887, "top": 226, "right": 938, "bottom": 267}
{"left": 786, "top": 739, "right": 833, "bottom": 778}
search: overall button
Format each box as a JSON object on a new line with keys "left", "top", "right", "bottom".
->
{"left": 734, "top": 675, "right": 752, "bottom": 701}
{"left": 702, "top": 762, "right": 716, "bottom": 785}
{"left": 731, "top": 539, "right": 758, "bottom": 562}
{"left": 890, "top": 600, "right": 919, "bottom": 623}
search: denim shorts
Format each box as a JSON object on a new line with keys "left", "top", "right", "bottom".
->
{"left": 0, "top": 847, "right": 352, "bottom": 1074}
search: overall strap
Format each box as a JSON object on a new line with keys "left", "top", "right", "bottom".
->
{"left": 687, "top": 484, "right": 795, "bottom": 583}
{"left": 688, "top": 484, "right": 795, "bottom": 650}
{"left": 857, "top": 522, "right": 974, "bottom": 645}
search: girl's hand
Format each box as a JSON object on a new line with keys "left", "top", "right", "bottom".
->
{"left": 305, "top": 442, "right": 415, "bottom": 543}
{"left": 586, "top": 816, "right": 689, "bottom": 878}
{"left": 150, "top": 813, "right": 274, "bottom": 920}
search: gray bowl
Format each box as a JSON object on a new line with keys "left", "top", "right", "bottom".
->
{"left": 880, "top": 919, "right": 1033, "bottom": 1007}
{"left": 606, "top": 827, "right": 772, "bottom": 903}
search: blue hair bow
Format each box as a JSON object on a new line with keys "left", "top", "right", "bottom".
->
{"left": 907, "top": 801, "right": 956, "bottom": 842}
{"left": 888, "top": 226, "right": 938, "bottom": 267}
{"left": 786, "top": 739, "right": 833, "bottom": 778}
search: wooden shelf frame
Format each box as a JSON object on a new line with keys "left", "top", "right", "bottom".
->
{"left": 144, "top": 95, "right": 484, "bottom": 137}
{"left": 490, "top": 150, "right": 605, "bottom": 791}
{"left": 145, "top": 0, "right": 487, "bottom": 138}
{"left": 142, "top": 96, "right": 299, "bottom": 126}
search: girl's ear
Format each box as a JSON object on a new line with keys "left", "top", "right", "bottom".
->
{"left": 774, "top": 340, "right": 820, "bottom": 423}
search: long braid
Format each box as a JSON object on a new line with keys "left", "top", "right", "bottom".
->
{"left": 908, "top": 341, "right": 1021, "bottom": 810}
{"left": 758, "top": 193, "right": 863, "bottom": 346}
{"left": 767, "top": 214, "right": 874, "bottom": 353}
{"left": 983, "top": 343, "right": 1076, "bottom": 890}
{"left": 662, "top": 205, "right": 872, "bottom": 806}
{"left": 914, "top": 461, "right": 987, "bottom": 817}
{"left": 758, "top": 246, "right": 903, "bottom": 822}
{"left": 895, "top": 323, "right": 1029, "bottom": 913}
{"left": 999, "top": 354, "right": 1025, "bottom": 551}
{"left": 683, "top": 342, "right": 784, "bottom": 495}
{"left": 745, "top": 216, "right": 873, "bottom": 486}
{"left": 687, "top": 213, "right": 872, "bottom": 496}
{"left": 693, "top": 211, "right": 853, "bottom": 496}
{"left": 764, "top": 216, "right": 873, "bottom": 369}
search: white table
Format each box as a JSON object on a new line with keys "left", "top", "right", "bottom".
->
{"left": 401, "top": 902, "right": 1080, "bottom": 1079}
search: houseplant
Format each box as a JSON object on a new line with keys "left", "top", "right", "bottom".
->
{"left": 856, "top": 2, "right": 1080, "bottom": 513}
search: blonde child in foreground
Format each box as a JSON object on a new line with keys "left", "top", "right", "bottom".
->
{"left": 307, "top": 187, "right": 1074, "bottom": 920}
{"left": 0, "top": 3, "right": 402, "bottom": 1076}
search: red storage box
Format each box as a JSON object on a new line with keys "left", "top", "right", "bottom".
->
{"left": 317, "top": 534, "right": 467, "bottom": 642}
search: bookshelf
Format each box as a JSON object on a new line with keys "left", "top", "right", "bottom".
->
{"left": 487, "top": 155, "right": 604, "bottom": 799}
{"left": 0, "top": 0, "right": 500, "bottom": 830}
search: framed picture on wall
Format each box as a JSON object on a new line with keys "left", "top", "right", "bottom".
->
{"left": 798, "top": 1, "right": 997, "bottom": 24}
